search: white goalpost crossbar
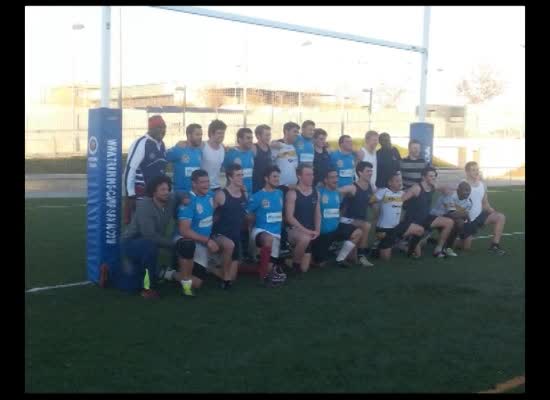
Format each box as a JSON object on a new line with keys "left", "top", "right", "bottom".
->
{"left": 100, "top": 6, "right": 431, "bottom": 120}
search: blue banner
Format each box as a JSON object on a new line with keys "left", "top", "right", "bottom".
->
{"left": 410, "top": 122, "right": 434, "bottom": 165}
{"left": 87, "top": 108, "right": 122, "bottom": 285}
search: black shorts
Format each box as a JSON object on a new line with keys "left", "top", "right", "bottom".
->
{"left": 461, "top": 210, "right": 490, "bottom": 239}
{"left": 378, "top": 222, "right": 410, "bottom": 250}
{"left": 212, "top": 233, "right": 240, "bottom": 261}
{"left": 175, "top": 238, "right": 196, "bottom": 260}
{"left": 312, "top": 223, "right": 357, "bottom": 262}
{"left": 421, "top": 215, "right": 438, "bottom": 230}
{"left": 192, "top": 262, "right": 210, "bottom": 281}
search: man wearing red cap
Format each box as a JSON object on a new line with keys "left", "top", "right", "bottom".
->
{"left": 123, "top": 115, "right": 168, "bottom": 224}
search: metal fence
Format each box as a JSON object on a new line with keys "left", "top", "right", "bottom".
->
{"left": 25, "top": 165, "right": 524, "bottom": 199}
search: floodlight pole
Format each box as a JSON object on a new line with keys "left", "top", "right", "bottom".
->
{"left": 418, "top": 6, "right": 431, "bottom": 122}
{"left": 101, "top": 6, "right": 111, "bottom": 108}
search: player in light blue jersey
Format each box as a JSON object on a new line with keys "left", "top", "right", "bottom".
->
{"left": 223, "top": 127, "right": 255, "bottom": 262}
{"left": 223, "top": 127, "right": 255, "bottom": 194}
{"left": 311, "top": 169, "right": 362, "bottom": 268}
{"left": 171, "top": 170, "right": 233, "bottom": 297}
{"left": 166, "top": 123, "right": 203, "bottom": 194}
{"left": 330, "top": 135, "right": 355, "bottom": 187}
{"left": 247, "top": 165, "right": 287, "bottom": 286}
{"left": 294, "top": 120, "right": 316, "bottom": 165}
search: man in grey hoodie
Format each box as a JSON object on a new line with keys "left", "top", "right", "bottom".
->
{"left": 121, "top": 175, "right": 175, "bottom": 299}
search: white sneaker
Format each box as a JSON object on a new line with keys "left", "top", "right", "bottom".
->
{"left": 358, "top": 255, "right": 374, "bottom": 267}
{"left": 444, "top": 248, "right": 458, "bottom": 257}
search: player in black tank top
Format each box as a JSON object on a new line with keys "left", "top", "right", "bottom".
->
{"left": 285, "top": 165, "right": 321, "bottom": 273}
{"left": 338, "top": 161, "right": 375, "bottom": 267}
{"left": 403, "top": 181, "right": 434, "bottom": 225}
{"left": 341, "top": 182, "right": 373, "bottom": 221}
{"left": 212, "top": 188, "right": 247, "bottom": 243}
{"left": 252, "top": 126, "right": 273, "bottom": 193}
{"left": 211, "top": 164, "right": 249, "bottom": 288}
{"left": 400, "top": 166, "right": 456, "bottom": 259}
{"left": 293, "top": 189, "right": 318, "bottom": 230}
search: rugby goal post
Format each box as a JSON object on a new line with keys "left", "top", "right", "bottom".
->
{"left": 86, "top": 6, "right": 434, "bottom": 288}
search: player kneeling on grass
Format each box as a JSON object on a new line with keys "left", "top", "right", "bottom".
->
{"left": 246, "top": 166, "right": 287, "bottom": 287}
{"left": 285, "top": 164, "right": 321, "bottom": 274}
{"left": 172, "top": 170, "right": 230, "bottom": 297}
{"left": 121, "top": 175, "right": 176, "bottom": 300}
{"left": 312, "top": 169, "right": 363, "bottom": 268}
{"left": 455, "top": 161, "right": 507, "bottom": 255}
{"left": 369, "top": 172, "right": 414, "bottom": 261}
{"left": 210, "top": 163, "right": 248, "bottom": 289}
{"left": 338, "top": 161, "right": 376, "bottom": 267}
{"left": 429, "top": 181, "right": 473, "bottom": 256}
{"left": 400, "top": 166, "right": 455, "bottom": 258}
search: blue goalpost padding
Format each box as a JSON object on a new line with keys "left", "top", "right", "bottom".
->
{"left": 410, "top": 122, "right": 434, "bottom": 165}
{"left": 87, "top": 108, "right": 122, "bottom": 286}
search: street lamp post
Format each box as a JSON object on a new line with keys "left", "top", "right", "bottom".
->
{"left": 362, "top": 88, "right": 373, "bottom": 130}
{"left": 71, "top": 23, "right": 85, "bottom": 153}
{"left": 298, "top": 40, "right": 312, "bottom": 124}
{"left": 175, "top": 86, "right": 187, "bottom": 134}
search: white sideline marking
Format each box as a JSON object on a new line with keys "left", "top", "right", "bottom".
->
{"left": 26, "top": 204, "right": 86, "bottom": 210}
{"left": 474, "top": 232, "right": 524, "bottom": 240}
{"left": 26, "top": 281, "right": 92, "bottom": 293}
{"left": 25, "top": 232, "right": 525, "bottom": 294}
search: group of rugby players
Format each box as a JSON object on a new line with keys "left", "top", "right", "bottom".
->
{"left": 121, "top": 116, "right": 507, "bottom": 299}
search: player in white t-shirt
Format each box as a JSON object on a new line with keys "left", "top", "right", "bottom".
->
{"left": 369, "top": 172, "right": 424, "bottom": 260}
{"left": 355, "top": 130, "right": 379, "bottom": 189}
{"left": 269, "top": 122, "right": 300, "bottom": 255}
{"left": 457, "top": 161, "right": 507, "bottom": 255}
{"left": 201, "top": 120, "right": 226, "bottom": 190}
{"left": 270, "top": 122, "right": 299, "bottom": 187}
{"left": 430, "top": 181, "right": 473, "bottom": 256}
{"left": 175, "top": 119, "right": 226, "bottom": 191}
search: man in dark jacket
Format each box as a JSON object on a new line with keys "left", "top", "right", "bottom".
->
{"left": 376, "top": 132, "right": 401, "bottom": 189}
{"left": 121, "top": 175, "right": 175, "bottom": 299}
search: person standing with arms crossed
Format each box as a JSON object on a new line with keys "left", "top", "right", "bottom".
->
{"left": 123, "top": 115, "right": 168, "bottom": 224}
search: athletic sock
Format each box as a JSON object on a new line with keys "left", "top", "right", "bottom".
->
{"left": 408, "top": 236, "right": 422, "bottom": 255}
{"left": 336, "top": 240, "right": 356, "bottom": 262}
{"left": 434, "top": 245, "right": 443, "bottom": 253}
{"left": 163, "top": 269, "right": 175, "bottom": 281}
{"left": 292, "top": 262, "right": 300, "bottom": 271}
{"left": 181, "top": 279, "right": 192, "bottom": 289}
{"left": 259, "top": 246, "right": 271, "bottom": 279}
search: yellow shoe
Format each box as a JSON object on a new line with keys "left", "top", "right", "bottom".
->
{"left": 181, "top": 281, "right": 195, "bottom": 297}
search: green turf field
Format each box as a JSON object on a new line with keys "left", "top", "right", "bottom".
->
{"left": 25, "top": 187, "right": 524, "bottom": 393}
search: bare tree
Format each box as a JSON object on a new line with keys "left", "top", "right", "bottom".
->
{"left": 456, "top": 65, "right": 504, "bottom": 104}
{"left": 375, "top": 84, "right": 407, "bottom": 109}
{"left": 198, "top": 86, "right": 226, "bottom": 109}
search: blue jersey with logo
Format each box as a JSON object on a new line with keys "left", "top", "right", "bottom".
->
{"left": 223, "top": 147, "right": 254, "bottom": 193}
{"left": 330, "top": 150, "right": 355, "bottom": 187}
{"left": 319, "top": 187, "right": 341, "bottom": 234}
{"left": 247, "top": 189, "right": 283, "bottom": 235}
{"left": 294, "top": 134, "right": 315, "bottom": 165}
{"left": 166, "top": 145, "right": 202, "bottom": 193}
{"left": 176, "top": 191, "right": 214, "bottom": 239}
